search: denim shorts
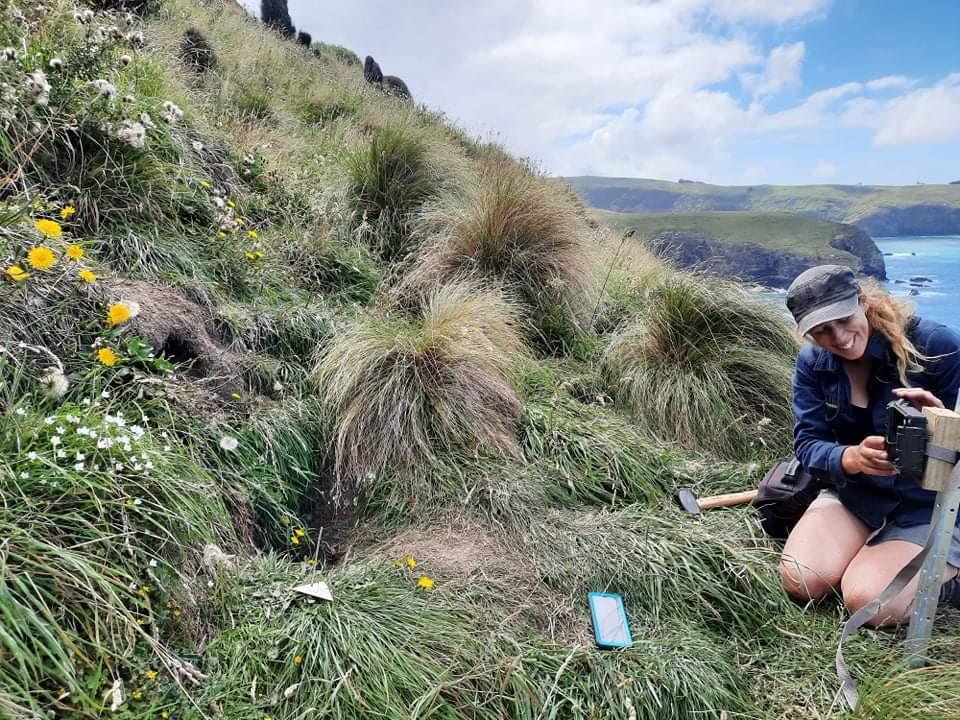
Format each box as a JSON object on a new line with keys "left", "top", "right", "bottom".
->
{"left": 816, "top": 487, "right": 960, "bottom": 568}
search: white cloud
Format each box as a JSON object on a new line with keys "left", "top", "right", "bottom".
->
{"left": 741, "top": 41, "right": 805, "bottom": 97}
{"left": 873, "top": 75, "right": 960, "bottom": 145}
{"left": 865, "top": 75, "right": 917, "bottom": 92}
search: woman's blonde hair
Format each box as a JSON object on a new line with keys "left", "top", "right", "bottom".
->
{"left": 859, "top": 280, "right": 926, "bottom": 385}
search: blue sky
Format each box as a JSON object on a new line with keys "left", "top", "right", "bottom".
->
{"left": 244, "top": 0, "right": 960, "bottom": 185}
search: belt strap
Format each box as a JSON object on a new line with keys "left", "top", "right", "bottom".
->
{"left": 926, "top": 443, "right": 959, "bottom": 465}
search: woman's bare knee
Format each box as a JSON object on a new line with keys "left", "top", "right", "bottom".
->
{"left": 780, "top": 556, "right": 839, "bottom": 601}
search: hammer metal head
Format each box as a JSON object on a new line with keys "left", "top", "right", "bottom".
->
{"left": 677, "top": 488, "right": 701, "bottom": 514}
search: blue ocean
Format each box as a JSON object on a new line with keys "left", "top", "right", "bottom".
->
{"left": 875, "top": 235, "right": 960, "bottom": 332}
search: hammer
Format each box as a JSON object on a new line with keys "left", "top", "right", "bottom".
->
{"left": 677, "top": 488, "right": 759, "bottom": 514}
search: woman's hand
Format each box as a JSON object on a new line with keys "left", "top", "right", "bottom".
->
{"left": 892, "top": 387, "right": 944, "bottom": 410}
{"left": 842, "top": 435, "right": 897, "bottom": 476}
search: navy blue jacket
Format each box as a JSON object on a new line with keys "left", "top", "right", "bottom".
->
{"left": 793, "top": 317, "right": 960, "bottom": 529}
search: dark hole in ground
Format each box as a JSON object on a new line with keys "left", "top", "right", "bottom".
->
{"left": 161, "top": 333, "right": 205, "bottom": 375}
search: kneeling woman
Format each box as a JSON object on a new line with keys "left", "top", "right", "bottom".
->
{"left": 782, "top": 265, "right": 960, "bottom": 626}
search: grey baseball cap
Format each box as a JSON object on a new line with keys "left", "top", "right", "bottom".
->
{"left": 786, "top": 265, "right": 861, "bottom": 336}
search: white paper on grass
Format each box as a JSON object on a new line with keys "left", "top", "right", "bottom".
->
{"left": 292, "top": 581, "right": 333, "bottom": 601}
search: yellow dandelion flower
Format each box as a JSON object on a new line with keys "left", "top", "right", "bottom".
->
{"left": 247, "top": 230, "right": 258, "bottom": 239}
{"left": 98, "top": 348, "right": 118, "bottom": 366}
{"left": 31, "top": 198, "right": 44, "bottom": 210}
{"left": 137, "top": 619, "right": 146, "bottom": 625}
{"left": 293, "top": 655, "right": 303, "bottom": 665}
{"left": 173, "top": 609, "right": 182, "bottom": 617}
{"left": 393, "top": 560, "right": 403, "bottom": 569}
{"left": 231, "top": 392, "right": 241, "bottom": 400}
{"left": 199, "top": 180, "right": 210, "bottom": 189}
{"left": 34, "top": 219, "right": 63, "bottom": 239}
{"left": 79, "top": 269, "right": 97, "bottom": 283}
{"left": 217, "top": 231, "right": 227, "bottom": 238}
{"left": 60, "top": 205, "right": 77, "bottom": 220}
{"left": 244, "top": 251, "right": 256, "bottom": 260}
{"left": 145, "top": 670, "right": 158, "bottom": 681}
{"left": 295, "top": 528, "right": 306, "bottom": 538}
{"left": 107, "top": 303, "right": 131, "bottom": 326}
{"left": 280, "top": 516, "right": 291, "bottom": 526}
{"left": 305, "top": 559, "right": 316, "bottom": 567}
{"left": 132, "top": 690, "right": 143, "bottom": 700}
{"left": 66, "top": 244, "right": 84, "bottom": 260}
{"left": 27, "top": 246, "right": 56, "bottom": 270}
{"left": 227, "top": 199, "right": 236, "bottom": 208}
{"left": 290, "top": 535, "right": 300, "bottom": 545}
{"left": 161, "top": 713, "right": 170, "bottom": 720}
{"left": 406, "top": 556, "right": 417, "bottom": 569}
{"left": 417, "top": 575, "right": 434, "bottom": 590}
{"left": 236, "top": 217, "right": 245, "bottom": 226}
{"left": 6, "top": 265, "right": 29, "bottom": 282}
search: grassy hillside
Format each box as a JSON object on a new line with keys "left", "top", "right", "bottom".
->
{"left": 593, "top": 209, "right": 862, "bottom": 259}
{"left": 1, "top": 2, "right": 959, "bottom": 719}
{"left": 567, "top": 176, "right": 960, "bottom": 233}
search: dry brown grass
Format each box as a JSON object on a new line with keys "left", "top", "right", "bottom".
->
{"left": 398, "top": 154, "right": 595, "bottom": 318}
{"left": 313, "top": 281, "right": 529, "bottom": 502}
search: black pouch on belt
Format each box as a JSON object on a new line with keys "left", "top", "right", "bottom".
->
{"left": 755, "top": 457, "right": 824, "bottom": 540}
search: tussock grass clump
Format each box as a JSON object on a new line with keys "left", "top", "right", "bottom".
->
{"left": 602, "top": 272, "right": 798, "bottom": 458}
{"left": 853, "top": 660, "right": 960, "bottom": 719}
{"left": 345, "top": 124, "right": 443, "bottom": 260}
{"left": 401, "top": 155, "right": 594, "bottom": 351}
{"left": 314, "top": 282, "right": 528, "bottom": 504}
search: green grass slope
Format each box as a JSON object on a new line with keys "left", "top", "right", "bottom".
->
{"left": 593, "top": 208, "right": 862, "bottom": 258}
{"left": 566, "top": 176, "right": 960, "bottom": 235}
{"left": 1, "top": 2, "right": 959, "bottom": 720}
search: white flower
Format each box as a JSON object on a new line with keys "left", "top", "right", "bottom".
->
{"left": 56, "top": 426, "right": 65, "bottom": 435}
{"left": 24, "top": 71, "right": 49, "bottom": 106}
{"left": 75, "top": 452, "right": 85, "bottom": 461}
{"left": 132, "top": 498, "right": 142, "bottom": 506}
{"left": 97, "top": 438, "right": 114, "bottom": 449}
{"left": 114, "top": 462, "right": 123, "bottom": 471}
{"left": 44, "top": 416, "right": 55, "bottom": 425}
{"left": 129, "top": 425, "right": 144, "bottom": 439}
{"left": 27, "top": 451, "right": 38, "bottom": 460}
{"left": 207, "top": 580, "right": 214, "bottom": 588}
{"left": 89, "top": 79, "right": 116, "bottom": 99}
{"left": 219, "top": 436, "right": 239, "bottom": 452}
{"left": 48, "top": 57, "right": 62, "bottom": 70}
{"left": 50, "top": 436, "right": 61, "bottom": 447}
{"left": 73, "top": 462, "right": 84, "bottom": 471}
{"left": 81, "top": 398, "right": 91, "bottom": 406}
{"left": 160, "top": 100, "right": 183, "bottom": 124}
{"left": 149, "top": 559, "right": 158, "bottom": 567}
{"left": 139, "top": 112, "right": 154, "bottom": 128}
{"left": 101, "top": 390, "right": 110, "bottom": 398}
{"left": 191, "top": 140, "right": 203, "bottom": 152}
{"left": 144, "top": 460, "right": 154, "bottom": 470}
{"left": 66, "top": 415, "right": 80, "bottom": 424}
{"left": 162, "top": 445, "right": 171, "bottom": 452}
{"left": 116, "top": 120, "right": 146, "bottom": 149}
{"left": 40, "top": 367, "right": 70, "bottom": 400}
{"left": 56, "top": 450, "right": 66, "bottom": 459}
{"left": 19, "top": 471, "right": 28, "bottom": 479}
{"left": 14, "top": 407, "right": 25, "bottom": 416}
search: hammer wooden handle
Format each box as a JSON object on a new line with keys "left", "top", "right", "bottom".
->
{"left": 697, "top": 489, "right": 759, "bottom": 510}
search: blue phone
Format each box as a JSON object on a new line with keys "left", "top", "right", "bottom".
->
{"left": 588, "top": 592, "right": 633, "bottom": 649}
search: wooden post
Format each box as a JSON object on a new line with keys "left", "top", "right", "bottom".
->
{"left": 921, "top": 407, "right": 960, "bottom": 492}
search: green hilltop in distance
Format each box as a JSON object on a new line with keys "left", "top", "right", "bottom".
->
{"left": 590, "top": 208, "right": 886, "bottom": 288}
{"left": 1, "top": 1, "right": 960, "bottom": 719}
{"left": 566, "top": 176, "right": 960, "bottom": 237}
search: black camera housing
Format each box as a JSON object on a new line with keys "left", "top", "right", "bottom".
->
{"left": 886, "top": 399, "right": 927, "bottom": 482}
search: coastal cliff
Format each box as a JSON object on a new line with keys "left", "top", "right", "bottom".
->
{"left": 647, "top": 225, "right": 885, "bottom": 288}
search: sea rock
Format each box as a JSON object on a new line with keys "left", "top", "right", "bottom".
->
{"left": 909, "top": 276, "right": 932, "bottom": 283}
